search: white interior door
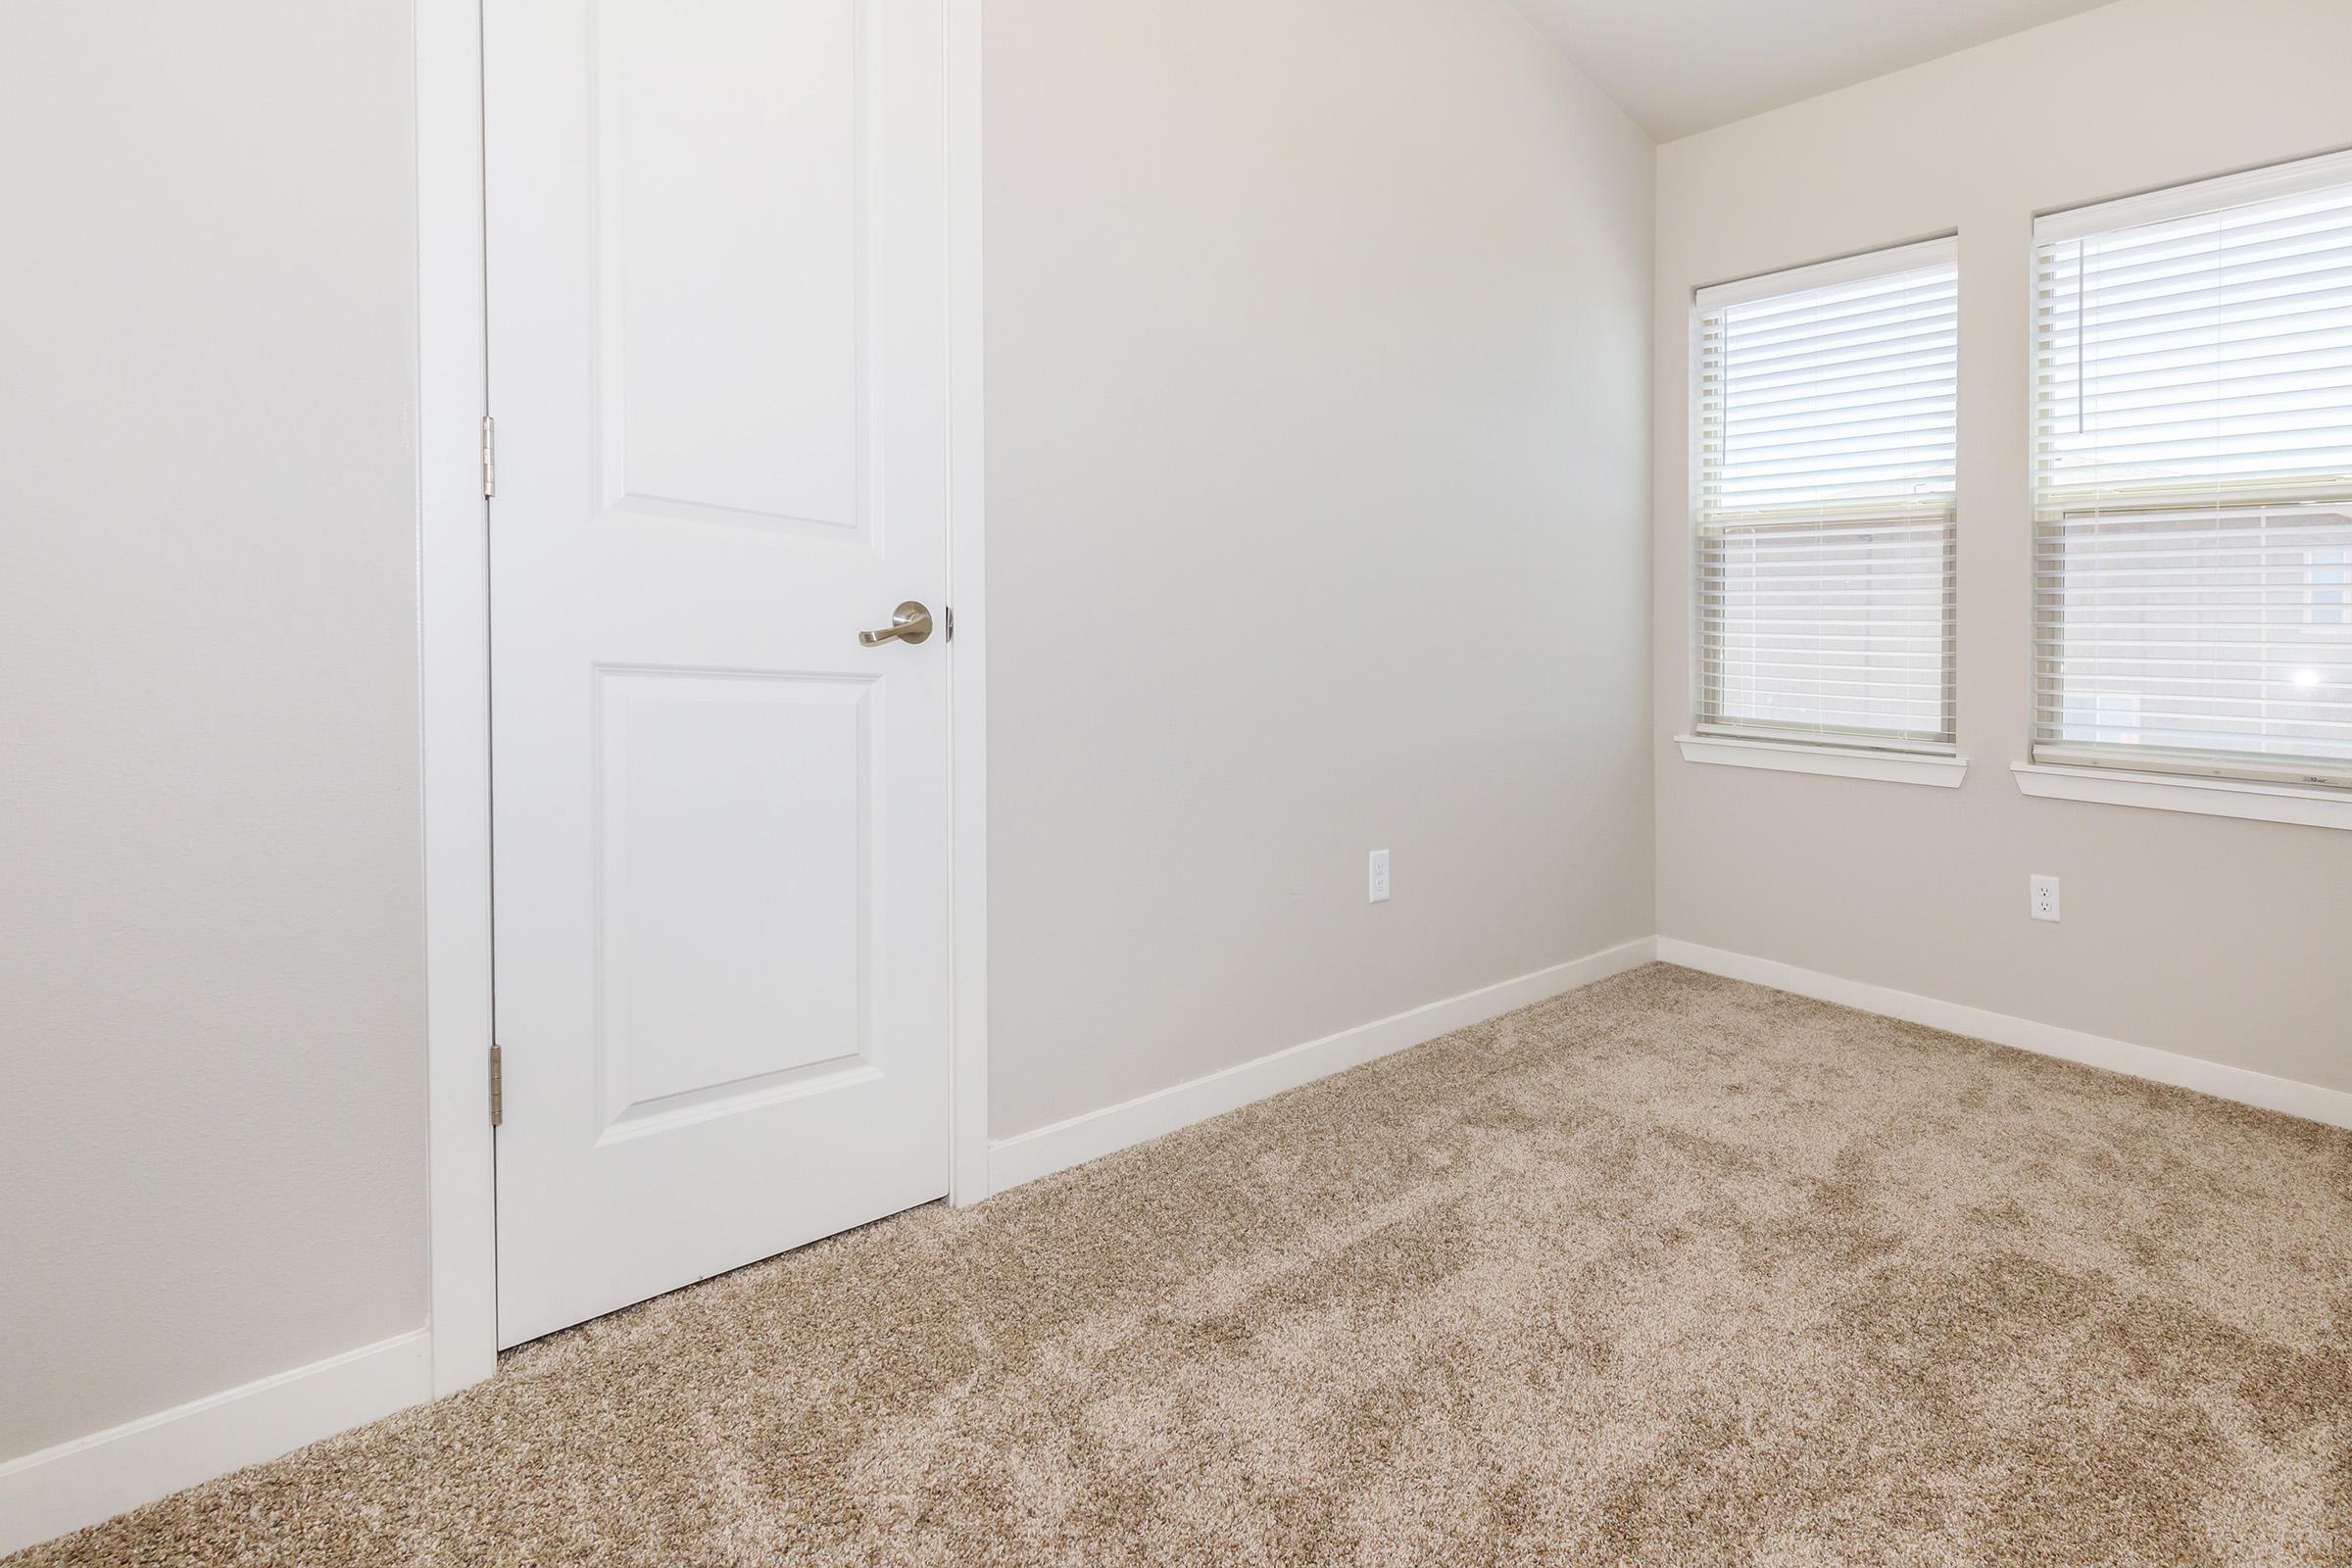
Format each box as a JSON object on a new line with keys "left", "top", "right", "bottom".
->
{"left": 485, "top": 0, "right": 953, "bottom": 1347}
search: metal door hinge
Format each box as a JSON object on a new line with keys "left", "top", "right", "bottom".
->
{"left": 489, "top": 1043, "right": 504, "bottom": 1127}
{"left": 480, "top": 415, "right": 497, "bottom": 498}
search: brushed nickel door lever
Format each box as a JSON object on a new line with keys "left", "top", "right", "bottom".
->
{"left": 858, "top": 601, "right": 934, "bottom": 647}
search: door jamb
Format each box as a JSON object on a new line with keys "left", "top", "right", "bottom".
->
{"left": 415, "top": 0, "right": 990, "bottom": 1394}
{"left": 416, "top": 0, "right": 496, "bottom": 1396}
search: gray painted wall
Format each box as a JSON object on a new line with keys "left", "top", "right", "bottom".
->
{"left": 1652, "top": 0, "right": 2352, "bottom": 1096}
{"left": 0, "top": 3, "right": 430, "bottom": 1456}
{"left": 983, "top": 0, "right": 1657, "bottom": 1138}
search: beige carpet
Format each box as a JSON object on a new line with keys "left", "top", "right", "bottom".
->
{"left": 15, "top": 963, "right": 2350, "bottom": 1567}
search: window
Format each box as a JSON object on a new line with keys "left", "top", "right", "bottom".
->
{"left": 2033, "top": 150, "right": 2352, "bottom": 788}
{"left": 1693, "top": 238, "right": 1958, "bottom": 754}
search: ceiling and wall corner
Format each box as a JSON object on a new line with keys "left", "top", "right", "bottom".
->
{"left": 1508, "top": 0, "right": 2119, "bottom": 140}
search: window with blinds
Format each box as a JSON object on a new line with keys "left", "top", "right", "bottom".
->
{"left": 2033, "top": 150, "right": 2352, "bottom": 788}
{"left": 1695, "top": 238, "right": 1958, "bottom": 752}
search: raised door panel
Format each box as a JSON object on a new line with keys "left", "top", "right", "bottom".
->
{"left": 597, "top": 0, "right": 866, "bottom": 534}
{"left": 593, "top": 668, "right": 874, "bottom": 1139}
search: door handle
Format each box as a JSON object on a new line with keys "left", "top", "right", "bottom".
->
{"left": 858, "top": 601, "right": 935, "bottom": 648}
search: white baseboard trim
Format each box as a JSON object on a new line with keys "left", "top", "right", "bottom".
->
{"left": 19, "top": 936, "right": 2335, "bottom": 1555}
{"left": 987, "top": 937, "right": 1660, "bottom": 1195}
{"left": 1656, "top": 938, "right": 2352, "bottom": 1131}
{"left": 0, "top": 1328, "right": 433, "bottom": 1557}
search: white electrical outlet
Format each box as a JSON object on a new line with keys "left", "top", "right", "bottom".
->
{"left": 1368, "top": 850, "right": 1391, "bottom": 904}
{"left": 2030, "top": 874, "right": 2061, "bottom": 923}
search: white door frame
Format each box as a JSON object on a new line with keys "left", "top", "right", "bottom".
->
{"left": 413, "top": 0, "right": 989, "bottom": 1397}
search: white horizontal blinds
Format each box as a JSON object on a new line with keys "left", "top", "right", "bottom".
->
{"left": 2034, "top": 151, "right": 2352, "bottom": 786}
{"left": 1696, "top": 239, "right": 1958, "bottom": 749}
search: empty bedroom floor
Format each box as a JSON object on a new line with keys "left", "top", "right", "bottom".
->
{"left": 16, "top": 964, "right": 2347, "bottom": 1568}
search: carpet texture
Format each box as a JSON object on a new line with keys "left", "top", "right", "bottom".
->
{"left": 14, "top": 963, "right": 2350, "bottom": 1567}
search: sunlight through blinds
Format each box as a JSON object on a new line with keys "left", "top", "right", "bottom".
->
{"left": 1696, "top": 237, "right": 1958, "bottom": 750}
{"left": 2034, "top": 151, "right": 2352, "bottom": 787}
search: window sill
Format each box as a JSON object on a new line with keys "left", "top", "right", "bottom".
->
{"left": 2011, "top": 762, "right": 2352, "bottom": 831}
{"left": 1675, "top": 734, "right": 1968, "bottom": 788}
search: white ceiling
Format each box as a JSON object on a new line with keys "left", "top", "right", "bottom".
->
{"left": 1510, "top": 0, "right": 2117, "bottom": 141}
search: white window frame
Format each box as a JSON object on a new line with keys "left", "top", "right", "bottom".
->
{"left": 1684, "top": 236, "right": 1966, "bottom": 788}
{"left": 2025, "top": 149, "right": 2352, "bottom": 828}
